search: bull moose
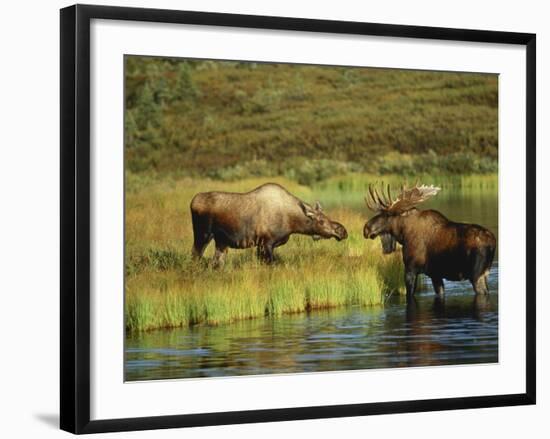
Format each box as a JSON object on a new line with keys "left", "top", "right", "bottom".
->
{"left": 190, "top": 183, "right": 348, "bottom": 267}
{"left": 363, "top": 183, "right": 496, "bottom": 298}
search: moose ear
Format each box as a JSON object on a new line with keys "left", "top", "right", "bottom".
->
{"left": 299, "top": 201, "right": 316, "bottom": 218}
{"left": 314, "top": 200, "right": 322, "bottom": 211}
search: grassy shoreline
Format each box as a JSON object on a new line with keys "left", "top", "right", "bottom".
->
{"left": 125, "top": 172, "right": 496, "bottom": 332}
{"left": 126, "top": 251, "right": 402, "bottom": 332}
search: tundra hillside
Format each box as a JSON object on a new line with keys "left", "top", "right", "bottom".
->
{"left": 125, "top": 58, "right": 497, "bottom": 183}
{"left": 125, "top": 58, "right": 498, "bottom": 332}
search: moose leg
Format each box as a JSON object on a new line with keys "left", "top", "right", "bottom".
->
{"left": 256, "top": 240, "right": 276, "bottom": 264}
{"left": 471, "top": 248, "right": 491, "bottom": 295}
{"left": 192, "top": 235, "right": 212, "bottom": 259}
{"left": 483, "top": 273, "right": 490, "bottom": 292}
{"left": 262, "top": 243, "right": 275, "bottom": 264}
{"left": 405, "top": 270, "right": 418, "bottom": 299}
{"left": 212, "top": 244, "right": 228, "bottom": 269}
{"left": 256, "top": 241, "right": 266, "bottom": 262}
{"left": 191, "top": 212, "right": 212, "bottom": 258}
{"left": 431, "top": 277, "right": 445, "bottom": 296}
{"left": 471, "top": 276, "right": 489, "bottom": 295}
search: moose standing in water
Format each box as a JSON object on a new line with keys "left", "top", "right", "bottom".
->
{"left": 191, "top": 183, "right": 348, "bottom": 267}
{"left": 363, "top": 183, "right": 496, "bottom": 298}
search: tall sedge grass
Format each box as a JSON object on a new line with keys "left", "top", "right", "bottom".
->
{"left": 125, "top": 257, "right": 390, "bottom": 332}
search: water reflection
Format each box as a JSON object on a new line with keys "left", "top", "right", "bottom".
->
{"left": 126, "top": 265, "right": 498, "bottom": 381}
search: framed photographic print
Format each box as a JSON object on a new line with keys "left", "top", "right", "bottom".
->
{"left": 60, "top": 4, "right": 536, "bottom": 434}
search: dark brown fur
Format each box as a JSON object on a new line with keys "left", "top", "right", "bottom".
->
{"left": 364, "top": 208, "right": 496, "bottom": 297}
{"left": 190, "top": 183, "right": 347, "bottom": 266}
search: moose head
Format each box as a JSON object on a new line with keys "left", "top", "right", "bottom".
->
{"left": 300, "top": 200, "right": 348, "bottom": 241}
{"left": 363, "top": 183, "right": 441, "bottom": 253}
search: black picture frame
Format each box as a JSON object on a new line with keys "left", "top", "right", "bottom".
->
{"left": 60, "top": 4, "right": 536, "bottom": 434}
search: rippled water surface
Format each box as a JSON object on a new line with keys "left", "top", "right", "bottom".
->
{"left": 126, "top": 266, "right": 498, "bottom": 381}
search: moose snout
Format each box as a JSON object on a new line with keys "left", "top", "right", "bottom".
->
{"left": 333, "top": 223, "right": 348, "bottom": 241}
{"left": 339, "top": 227, "right": 348, "bottom": 240}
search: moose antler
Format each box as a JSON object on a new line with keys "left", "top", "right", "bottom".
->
{"left": 365, "top": 183, "right": 441, "bottom": 213}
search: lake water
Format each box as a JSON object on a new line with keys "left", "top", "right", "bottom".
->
{"left": 125, "top": 187, "right": 498, "bottom": 381}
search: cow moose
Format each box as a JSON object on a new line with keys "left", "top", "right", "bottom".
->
{"left": 190, "top": 183, "right": 348, "bottom": 267}
{"left": 363, "top": 183, "right": 496, "bottom": 298}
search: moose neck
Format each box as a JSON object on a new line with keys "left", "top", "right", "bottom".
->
{"left": 390, "top": 209, "right": 442, "bottom": 246}
{"left": 290, "top": 213, "right": 317, "bottom": 236}
{"left": 388, "top": 212, "right": 415, "bottom": 245}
